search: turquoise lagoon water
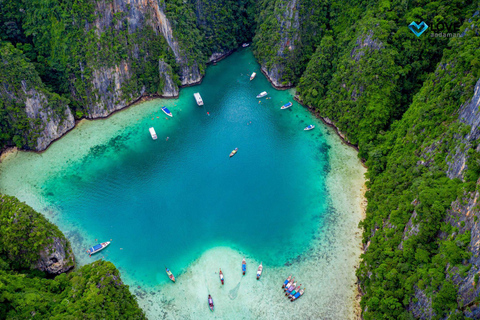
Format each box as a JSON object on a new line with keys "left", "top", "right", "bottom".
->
{"left": 0, "top": 50, "right": 366, "bottom": 319}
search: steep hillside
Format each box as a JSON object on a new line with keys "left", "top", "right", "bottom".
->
{"left": 0, "top": 0, "right": 256, "bottom": 152}
{"left": 0, "top": 194, "right": 145, "bottom": 319}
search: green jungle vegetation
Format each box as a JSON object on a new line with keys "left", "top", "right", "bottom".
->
{"left": 0, "top": 195, "right": 145, "bottom": 319}
{"left": 1, "top": 0, "right": 480, "bottom": 318}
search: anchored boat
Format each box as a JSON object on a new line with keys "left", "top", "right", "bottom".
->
{"left": 208, "top": 294, "right": 214, "bottom": 311}
{"left": 256, "top": 262, "right": 263, "bottom": 280}
{"left": 149, "top": 127, "right": 157, "bottom": 140}
{"left": 304, "top": 125, "right": 315, "bottom": 131}
{"left": 281, "top": 102, "right": 292, "bottom": 109}
{"left": 291, "top": 288, "right": 305, "bottom": 301}
{"left": 229, "top": 148, "right": 238, "bottom": 158}
{"left": 194, "top": 92, "right": 204, "bottom": 106}
{"left": 282, "top": 275, "right": 292, "bottom": 288}
{"left": 288, "top": 284, "right": 302, "bottom": 298}
{"left": 165, "top": 268, "right": 176, "bottom": 282}
{"left": 219, "top": 269, "right": 224, "bottom": 285}
{"left": 256, "top": 91, "right": 267, "bottom": 98}
{"left": 242, "top": 258, "right": 246, "bottom": 275}
{"left": 87, "top": 242, "right": 110, "bottom": 256}
{"left": 161, "top": 106, "right": 172, "bottom": 117}
{"left": 250, "top": 72, "right": 256, "bottom": 80}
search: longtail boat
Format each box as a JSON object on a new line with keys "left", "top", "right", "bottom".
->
{"left": 288, "top": 284, "right": 302, "bottom": 298}
{"left": 284, "top": 277, "right": 295, "bottom": 291}
{"left": 229, "top": 148, "right": 238, "bottom": 158}
{"left": 208, "top": 294, "right": 214, "bottom": 311}
{"left": 282, "top": 275, "right": 292, "bottom": 288}
{"left": 219, "top": 269, "right": 224, "bottom": 285}
{"left": 285, "top": 282, "right": 296, "bottom": 295}
{"left": 256, "top": 262, "right": 263, "bottom": 280}
{"left": 165, "top": 268, "right": 175, "bottom": 282}
{"left": 291, "top": 288, "right": 305, "bottom": 301}
{"left": 242, "top": 258, "right": 246, "bottom": 275}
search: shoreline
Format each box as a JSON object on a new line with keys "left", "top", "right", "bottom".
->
{"left": 0, "top": 48, "right": 240, "bottom": 161}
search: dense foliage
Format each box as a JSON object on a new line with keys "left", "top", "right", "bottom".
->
{"left": 0, "top": 194, "right": 72, "bottom": 270}
{"left": 0, "top": 260, "right": 145, "bottom": 319}
{"left": 295, "top": 1, "right": 480, "bottom": 318}
{"left": 0, "top": 195, "right": 145, "bottom": 319}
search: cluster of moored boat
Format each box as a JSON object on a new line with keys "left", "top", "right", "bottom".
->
{"left": 282, "top": 275, "right": 305, "bottom": 302}
{"left": 163, "top": 258, "right": 263, "bottom": 311}
{"left": 255, "top": 90, "right": 314, "bottom": 131}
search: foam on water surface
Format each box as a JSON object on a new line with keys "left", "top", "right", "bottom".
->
{"left": 0, "top": 50, "right": 366, "bottom": 319}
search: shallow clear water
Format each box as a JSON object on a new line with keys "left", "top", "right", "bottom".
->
{"left": 0, "top": 49, "right": 366, "bottom": 319}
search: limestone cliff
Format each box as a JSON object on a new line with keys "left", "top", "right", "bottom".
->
{"left": 0, "top": 194, "right": 75, "bottom": 274}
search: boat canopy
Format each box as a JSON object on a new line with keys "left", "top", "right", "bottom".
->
{"left": 162, "top": 106, "right": 171, "bottom": 113}
{"left": 90, "top": 244, "right": 102, "bottom": 251}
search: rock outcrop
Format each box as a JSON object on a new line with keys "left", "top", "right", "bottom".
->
{"left": 158, "top": 59, "right": 179, "bottom": 97}
{"left": 36, "top": 236, "right": 75, "bottom": 275}
{"left": 21, "top": 81, "right": 75, "bottom": 151}
{"left": 0, "top": 194, "right": 75, "bottom": 274}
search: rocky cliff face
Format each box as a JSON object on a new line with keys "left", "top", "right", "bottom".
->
{"left": 0, "top": 194, "right": 76, "bottom": 275}
{"left": 36, "top": 236, "right": 75, "bottom": 275}
{"left": 257, "top": 0, "right": 300, "bottom": 87}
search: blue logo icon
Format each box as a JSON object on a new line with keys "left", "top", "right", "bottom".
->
{"left": 409, "top": 21, "right": 429, "bottom": 37}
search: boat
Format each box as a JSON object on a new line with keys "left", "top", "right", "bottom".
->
{"left": 219, "top": 269, "right": 224, "bottom": 285}
{"left": 282, "top": 275, "right": 292, "bottom": 288}
{"left": 165, "top": 268, "right": 176, "bottom": 282}
{"left": 161, "top": 106, "right": 172, "bottom": 117}
{"left": 291, "top": 288, "right": 305, "bottom": 301}
{"left": 304, "top": 125, "right": 315, "bottom": 131}
{"left": 285, "top": 282, "right": 296, "bottom": 295}
{"left": 208, "top": 294, "right": 214, "bottom": 311}
{"left": 284, "top": 277, "right": 295, "bottom": 291}
{"left": 242, "top": 43, "right": 250, "bottom": 47}
{"left": 250, "top": 72, "right": 256, "bottom": 80}
{"left": 194, "top": 92, "right": 204, "bottom": 106}
{"left": 256, "top": 262, "right": 263, "bottom": 280}
{"left": 87, "top": 242, "right": 110, "bottom": 256}
{"left": 242, "top": 258, "right": 246, "bottom": 275}
{"left": 288, "top": 285, "right": 302, "bottom": 298}
{"left": 149, "top": 127, "right": 157, "bottom": 140}
{"left": 229, "top": 148, "right": 238, "bottom": 158}
{"left": 281, "top": 102, "right": 292, "bottom": 109}
{"left": 256, "top": 91, "right": 267, "bottom": 98}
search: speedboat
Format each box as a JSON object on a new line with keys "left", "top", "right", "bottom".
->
{"left": 165, "top": 268, "right": 176, "bottom": 282}
{"left": 242, "top": 258, "right": 246, "bottom": 275}
{"left": 256, "top": 262, "right": 263, "bottom": 280}
{"left": 87, "top": 242, "right": 110, "bottom": 256}
{"left": 304, "top": 125, "right": 315, "bottom": 131}
{"left": 219, "top": 269, "right": 224, "bottom": 285}
{"left": 250, "top": 72, "right": 256, "bottom": 80}
{"left": 229, "top": 148, "right": 238, "bottom": 158}
{"left": 208, "top": 294, "right": 214, "bottom": 311}
{"left": 149, "top": 127, "right": 157, "bottom": 140}
{"left": 242, "top": 43, "right": 250, "bottom": 47}
{"left": 161, "top": 106, "right": 172, "bottom": 117}
{"left": 281, "top": 102, "right": 292, "bottom": 109}
{"left": 256, "top": 91, "right": 267, "bottom": 98}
